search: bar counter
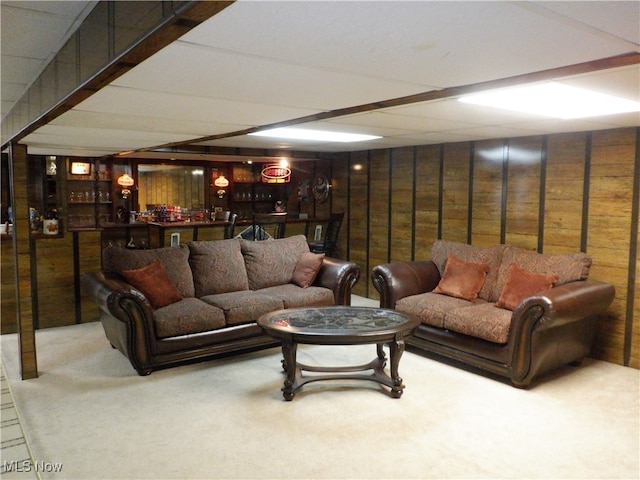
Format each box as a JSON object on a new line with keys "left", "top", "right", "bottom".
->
{"left": 144, "top": 216, "right": 328, "bottom": 247}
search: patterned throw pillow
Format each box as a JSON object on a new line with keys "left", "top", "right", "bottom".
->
{"left": 121, "top": 259, "right": 183, "bottom": 310}
{"left": 495, "top": 263, "right": 558, "bottom": 311}
{"left": 292, "top": 252, "right": 325, "bottom": 288}
{"left": 430, "top": 240, "right": 506, "bottom": 301}
{"left": 433, "top": 253, "right": 490, "bottom": 301}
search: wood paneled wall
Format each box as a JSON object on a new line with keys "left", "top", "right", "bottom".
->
{"left": 336, "top": 127, "right": 639, "bottom": 368}
{"left": 2, "top": 128, "right": 637, "bottom": 373}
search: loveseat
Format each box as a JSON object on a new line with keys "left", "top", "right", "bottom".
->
{"left": 81, "top": 235, "right": 360, "bottom": 375}
{"left": 371, "top": 240, "right": 615, "bottom": 388}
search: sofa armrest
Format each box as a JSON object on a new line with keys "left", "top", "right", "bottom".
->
{"left": 512, "top": 280, "right": 616, "bottom": 332}
{"left": 81, "top": 271, "right": 153, "bottom": 319}
{"left": 314, "top": 257, "right": 361, "bottom": 305}
{"left": 507, "top": 280, "right": 615, "bottom": 386}
{"left": 371, "top": 260, "right": 440, "bottom": 308}
{"left": 81, "top": 271, "right": 158, "bottom": 373}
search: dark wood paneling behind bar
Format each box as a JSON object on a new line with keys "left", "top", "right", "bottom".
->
{"left": 347, "top": 127, "right": 638, "bottom": 369}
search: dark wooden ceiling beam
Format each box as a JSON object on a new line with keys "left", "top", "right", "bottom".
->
{"left": 143, "top": 51, "right": 640, "bottom": 154}
{"left": 3, "top": 1, "right": 234, "bottom": 150}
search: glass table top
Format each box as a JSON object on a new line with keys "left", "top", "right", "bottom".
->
{"left": 261, "top": 306, "right": 413, "bottom": 333}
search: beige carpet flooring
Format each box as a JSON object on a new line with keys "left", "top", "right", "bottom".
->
{"left": 1, "top": 308, "right": 639, "bottom": 480}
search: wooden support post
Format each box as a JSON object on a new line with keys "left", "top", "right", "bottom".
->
{"left": 8, "top": 143, "right": 38, "bottom": 379}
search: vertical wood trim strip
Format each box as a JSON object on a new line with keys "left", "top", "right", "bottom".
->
{"left": 501, "top": 140, "right": 509, "bottom": 244}
{"left": 312, "top": 161, "right": 318, "bottom": 219}
{"left": 538, "top": 136, "right": 548, "bottom": 253}
{"left": 346, "top": 153, "right": 352, "bottom": 260}
{"left": 365, "top": 151, "right": 372, "bottom": 297}
{"left": 467, "top": 142, "right": 475, "bottom": 244}
{"left": 581, "top": 133, "right": 592, "bottom": 253}
{"left": 437, "top": 145, "right": 444, "bottom": 240}
{"left": 73, "top": 232, "right": 81, "bottom": 324}
{"left": 411, "top": 146, "right": 417, "bottom": 260}
{"left": 387, "top": 149, "right": 393, "bottom": 262}
{"left": 75, "top": 33, "right": 81, "bottom": 86}
{"left": 108, "top": 2, "right": 116, "bottom": 59}
{"left": 624, "top": 128, "right": 640, "bottom": 365}
{"left": 329, "top": 157, "right": 334, "bottom": 214}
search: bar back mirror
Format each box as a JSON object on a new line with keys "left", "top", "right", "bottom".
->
{"left": 137, "top": 164, "right": 205, "bottom": 213}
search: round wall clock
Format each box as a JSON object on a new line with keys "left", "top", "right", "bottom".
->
{"left": 312, "top": 176, "right": 331, "bottom": 203}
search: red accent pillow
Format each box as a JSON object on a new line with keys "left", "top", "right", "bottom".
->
{"left": 292, "top": 252, "right": 325, "bottom": 288}
{"left": 433, "top": 253, "right": 490, "bottom": 301}
{"left": 496, "top": 263, "right": 558, "bottom": 311}
{"left": 121, "top": 259, "right": 183, "bottom": 309}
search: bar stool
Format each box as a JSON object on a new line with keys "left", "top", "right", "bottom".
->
{"left": 224, "top": 213, "right": 238, "bottom": 239}
{"left": 252, "top": 212, "right": 287, "bottom": 240}
{"left": 308, "top": 212, "right": 344, "bottom": 257}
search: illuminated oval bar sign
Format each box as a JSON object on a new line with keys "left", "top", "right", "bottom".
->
{"left": 261, "top": 164, "right": 291, "bottom": 183}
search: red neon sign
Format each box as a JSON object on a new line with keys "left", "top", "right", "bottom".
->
{"left": 261, "top": 165, "right": 291, "bottom": 183}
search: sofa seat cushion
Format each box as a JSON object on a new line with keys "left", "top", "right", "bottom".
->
{"left": 396, "top": 292, "right": 479, "bottom": 328}
{"left": 257, "top": 284, "right": 335, "bottom": 309}
{"left": 444, "top": 303, "right": 513, "bottom": 344}
{"left": 153, "top": 298, "right": 226, "bottom": 339}
{"left": 103, "top": 244, "right": 195, "bottom": 298}
{"left": 431, "top": 240, "right": 506, "bottom": 302}
{"left": 187, "top": 239, "right": 249, "bottom": 296}
{"left": 200, "top": 291, "right": 284, "bottom": 325}
{"left": 241, "top": 235, "right": 310, "bottom": 290}
{"left": 493, "top": 247, "right": 591, "bottom": 301}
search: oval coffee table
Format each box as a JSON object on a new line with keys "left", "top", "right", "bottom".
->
{"left": 257, "top": 306, "right": 419, "bottom": 401}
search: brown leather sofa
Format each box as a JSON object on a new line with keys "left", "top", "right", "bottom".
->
{"left": 372, "top": 240, "right": 615, "bottom": 388}
{"left": 82, "top": 235, "right": 360, "bottom": 375}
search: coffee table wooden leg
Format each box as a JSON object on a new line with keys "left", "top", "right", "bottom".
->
{"left": 281, "top": 341, "right": 297, "bottom": 401}
{"left": 388, "top": 339, "right": 405, "bottom": 398}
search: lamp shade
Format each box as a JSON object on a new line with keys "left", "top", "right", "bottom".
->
{"left": 117, "top": 173, "right": 135, "bottom": 187}
{"left": 214, "top": 175, "right": 229, "bottom": 187}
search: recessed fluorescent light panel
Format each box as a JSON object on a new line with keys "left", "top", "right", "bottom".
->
{"left": 459, "top": 82, "right": 640, "bottom": 119}
{"left": 250, "top": 127, "right": 382, "bottom": 143}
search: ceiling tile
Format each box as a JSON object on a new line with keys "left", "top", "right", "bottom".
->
{"left": 113, "top": 42, "right": 433, "bottom": 111}
{"left": 185, "top": 1, "right": 636, "bottom": 87}
{"left": 76, "top": 85, "right": 319, "bottom": 126}
{"left": 529, "top": 1, "right": 640, "bottom": 45}
{"left": 51, "top": 110, "right": 241, "bottom": 137}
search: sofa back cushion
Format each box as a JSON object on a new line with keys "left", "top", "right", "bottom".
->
{"left": 187, "top": 239, "right": 249, "bottom": 297}
{"left": 103, "top": 245, "right": 195, "bottom": 298}
{"left": 241, "top": 235, "right": 310, "bottom": 290}
{"left": 431, "top": 240, "right": 506, "bottom": 302}
{"left": 493, "top": 247, "right": 592, "bottom": 302}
